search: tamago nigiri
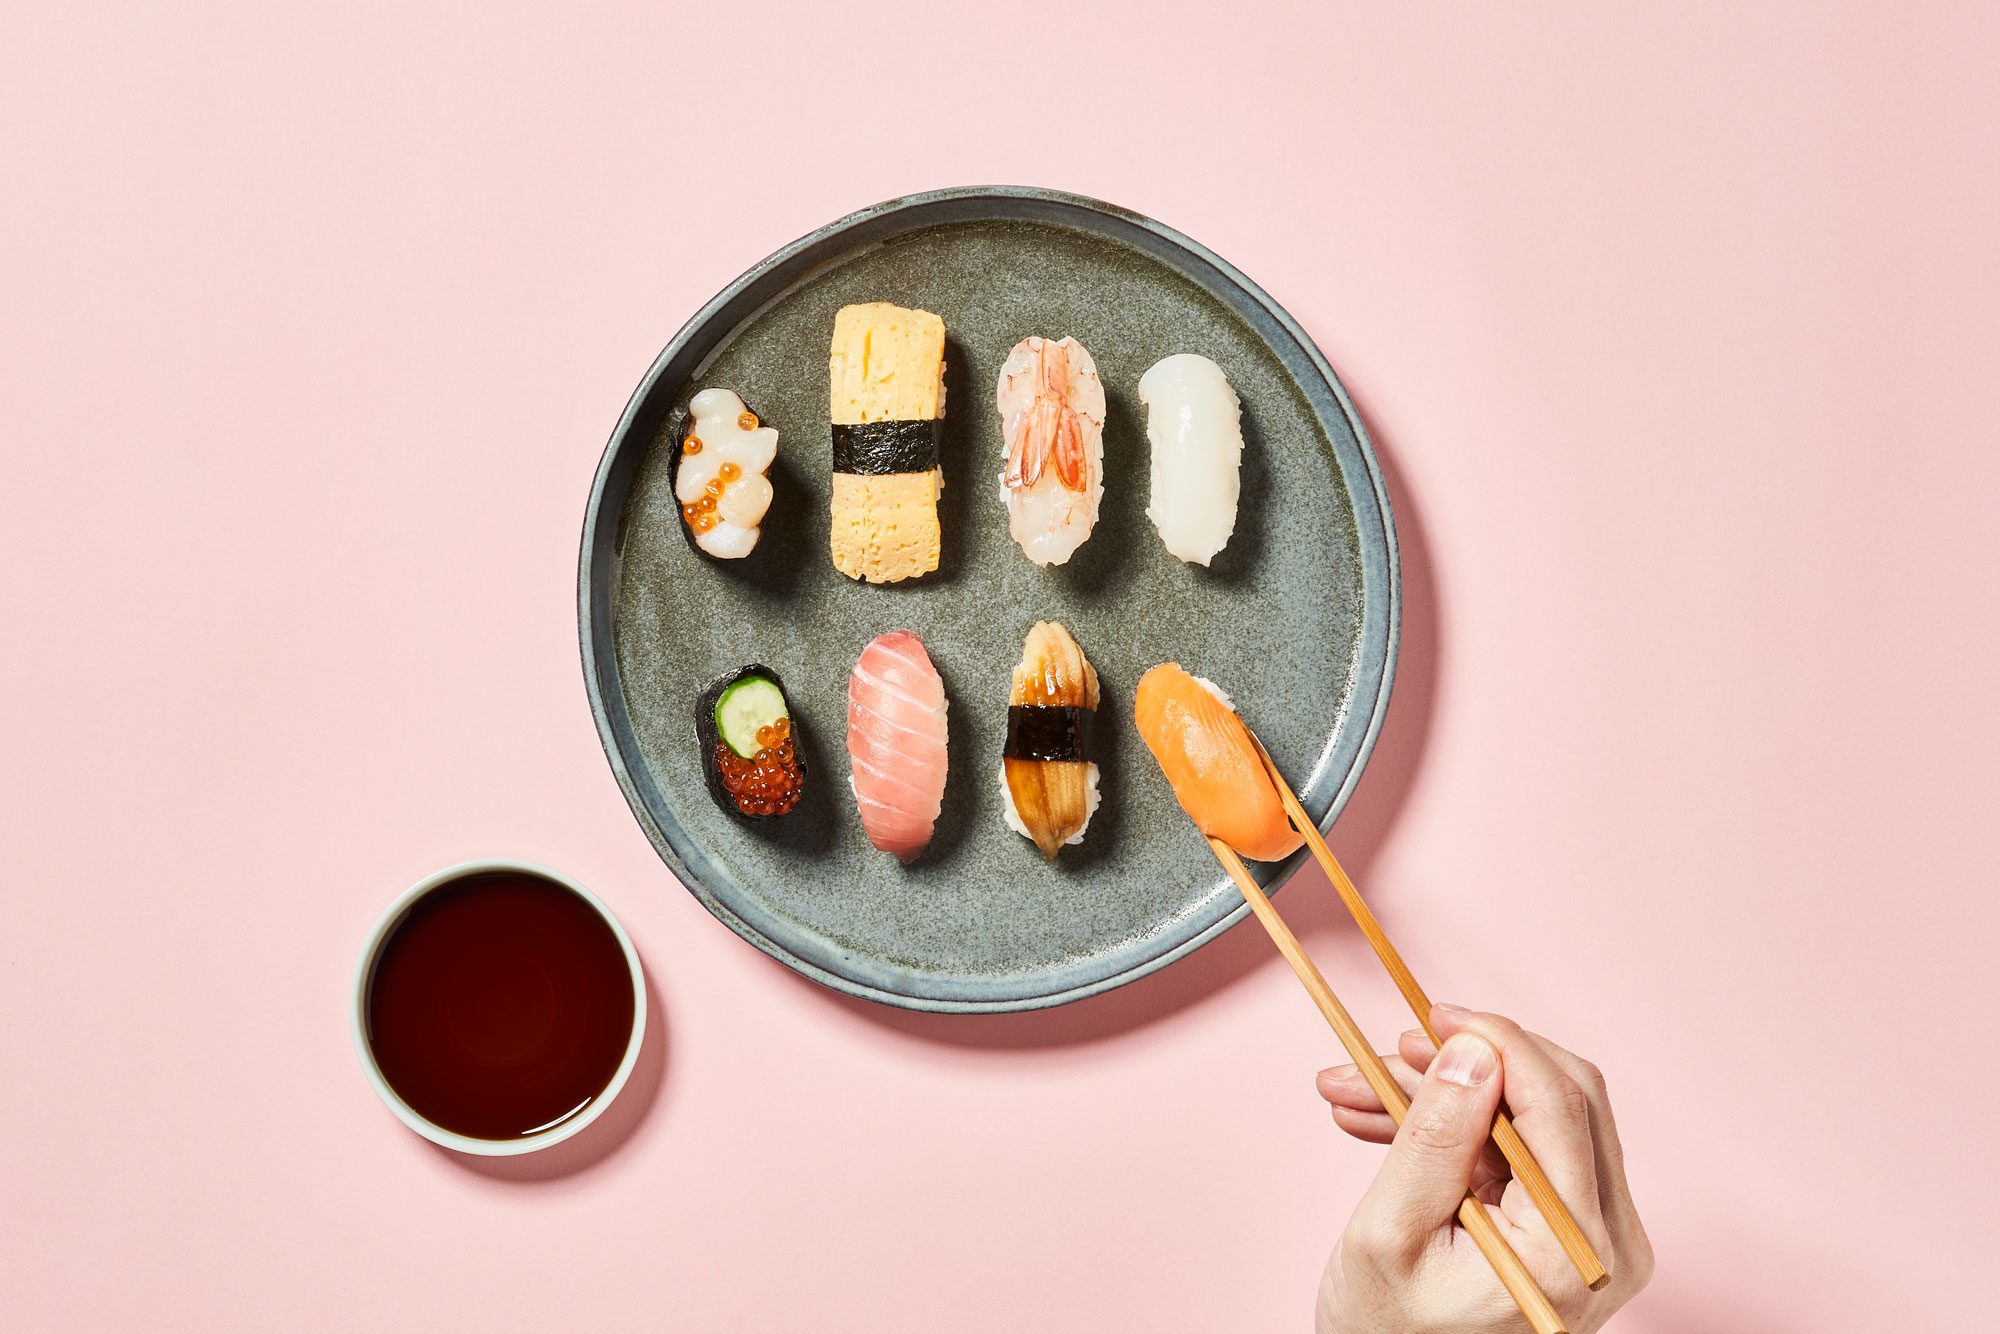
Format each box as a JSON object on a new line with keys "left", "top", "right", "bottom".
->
{"left": 995, "top": 336, "right": 1105, "bottom": 566}
{"left": 1132, "top": 663, "right": 1301, "bottom": 862}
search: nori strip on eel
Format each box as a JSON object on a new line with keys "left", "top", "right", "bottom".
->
{"left": 831, "top": 420, "right": 943, "bottom": 475}
{"left": 1004, "top": 705, "right": 1095, "bottom": 763}
{"left": 695, "top": 663, "right": 806, "bottom": 820}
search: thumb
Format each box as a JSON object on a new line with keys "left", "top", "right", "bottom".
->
{"left": 1347, "top": 1033, "right": 1503, "bottom": 1267}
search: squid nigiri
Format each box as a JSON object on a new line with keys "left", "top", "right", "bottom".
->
{"left": 1000, "top": 621, "right": 1100, "bottom": 859}
{"left": 995, "top": 336, "right": 1105, "bottom": 566}
{"left": 1137, "top": 354, "right": 1241, "bottom": 566}
{"left": 1133, "top": 663, "right": 1300, "bottom": 862}
{"left": 847, "top": 631, "right": 949, "bottom": 863}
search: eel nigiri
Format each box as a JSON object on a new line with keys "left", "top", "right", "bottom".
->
{"left": 675, "top": 388, "right": 778, "bottom": 560}
{"left": 828, "top": 302, "right": 947, "bottom": 583}
{"left": 847, "top": 631, "right": 949, "bottom": 862}
{"left": 1000, "top": 621, "right": 1100, "bottom": 859}
{"left": 1137, "top": 354, "right": 1242, "bottom": 565}
{"left": 995, "top": 336, "right": 1105, "bottom": 566}
{"left": 1133, "top": 663, "right": 1300, "bottom": 862}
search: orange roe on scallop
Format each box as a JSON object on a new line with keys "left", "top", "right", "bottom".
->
{"left": 737, "top": 411, "right": 758, "bottom": 431}
{"left": 684, "top": 436, "right": 702, "bottom": 454}
{"left": 719, "top": 461, "right": 741, "bottom": 482}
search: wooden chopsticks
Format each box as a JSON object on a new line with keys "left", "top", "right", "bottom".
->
{"left": 1248, "top": 739, "right": 1611, "bottom": 1295}
{"left": 1206, "top": 837, "right": 1568, "bottom": 1334}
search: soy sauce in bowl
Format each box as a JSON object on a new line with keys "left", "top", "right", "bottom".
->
{"left": 360, "top": 867, "right": 639, "bottom": 1146}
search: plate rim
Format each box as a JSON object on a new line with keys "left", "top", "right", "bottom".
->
{"left": 578, "top": 185, "right": 1400, "bottom": 1014}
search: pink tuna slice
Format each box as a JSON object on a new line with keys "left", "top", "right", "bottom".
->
{"left": 846, "top": 631, "right": 949, "bottom": 862}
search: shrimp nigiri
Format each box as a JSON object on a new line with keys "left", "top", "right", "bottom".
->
{"left": 995, "top": 336, "right": 1105, "bottom": 566}
{"left": 1132, "top": 663, "right": 1301, "bottom": 862}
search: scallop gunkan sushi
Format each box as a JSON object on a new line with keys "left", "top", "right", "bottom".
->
{"left": 1000, "top": 621, "right": 1100, "bottom": 859}
{"left": 675, "top": 389, "right": 778, "bottom": 560}
{"left": 1137, "top": 354, "right": 1242, "bottom": 566}
{"left": 847, "top": 631, "right": 949, "bottom": 862}
{"left": 995, "top": 336, "right": 1105, "bottom": 566}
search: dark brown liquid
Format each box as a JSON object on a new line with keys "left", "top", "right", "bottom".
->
{"left": 365, "top": 871, "right": 635, "bottom": 1141}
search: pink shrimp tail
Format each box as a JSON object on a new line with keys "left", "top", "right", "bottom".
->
{"left": 1004, "top": 338, "right": 1087, "bottom": 494}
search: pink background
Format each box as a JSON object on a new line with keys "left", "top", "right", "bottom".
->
{"left": 5, "top": 4, "right": 1996, "bottom": 1329}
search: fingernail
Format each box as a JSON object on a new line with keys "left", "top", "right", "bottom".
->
{"left": 1434, "top": 1033, "right": 1497, "bottom": 1087}
{"left": 1433, "top": 1002, "right": 1468, "bottom": 1015}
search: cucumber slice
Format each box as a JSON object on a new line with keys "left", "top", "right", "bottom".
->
{"left": 714, "top": 676, "right": 789, "bottom": 758}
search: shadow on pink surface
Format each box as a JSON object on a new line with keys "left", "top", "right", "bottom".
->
{"left": 793, "top": 400, "right": 1440, "bottom": 1048}
{"left": 430, "top": 970, "right": 670, "bottom": 1183}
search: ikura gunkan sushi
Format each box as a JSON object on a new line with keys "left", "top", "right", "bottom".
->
{"left": 827, "top": 302, "right": 947, "bottom": 583}
{"left": 1137, "top": 354, "right": 1242, "bottom": 566}
{"left": 675, "top": 389, "right": 778, "bottom": 560}
{"left": 1000, "top": 621, "right": 1100, "bottom": 859}
{"left": 847, "top": 631, "right": 949, "bottom": 862}
{"left": 697, "top": 665, "right": 805, "bottom": 819}
{"left": 995, "top": 336, "right": 1105, "bottom": 567}
{"left": 1133, "top": 663, "right": 1300, "bottom": 862}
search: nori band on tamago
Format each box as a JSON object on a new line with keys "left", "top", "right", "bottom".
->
{"left": 831, "top": 420, "right": 942, "bottom": 475}
{"left": 1004, "top": 705, "right": 1095, "bottom": 763}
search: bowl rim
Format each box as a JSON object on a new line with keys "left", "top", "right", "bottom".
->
{"left": 578, "top": 184, "right": 1400, "bottom": 1013}
{"left": 349, "top": 858, "right": 648, "bottom": 1156}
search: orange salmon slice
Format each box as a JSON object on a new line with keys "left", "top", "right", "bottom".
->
{"left": 1132, "top": 663, "right": 1303, "bottom": 863}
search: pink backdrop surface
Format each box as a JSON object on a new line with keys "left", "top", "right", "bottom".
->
{"left": 5, "top": 4, "right": 1996, "bottom": 1330}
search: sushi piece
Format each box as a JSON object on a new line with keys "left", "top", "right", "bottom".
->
{"left": 674, "top": 389, "right": 778, "bottom": 560}
{"left": 696, "top": 664, "right": 805, "bottom": 819}
{"left": 827, "top": 302, "right": 947, "bottom": 583}
{"left": 995, "top": 336, "right": 1106, "bottom": 566}
{"left": 1132, "top": 663, "right": 1300, "bottom": 862}
{"left": 847, "top": 630, "right": 949, "bottom": 862}
{"left": 999, "top": 621, "right": 1101, "bottom": 859}
{"left": 1136, "top": 354, "right": 1242, "bottom": 565}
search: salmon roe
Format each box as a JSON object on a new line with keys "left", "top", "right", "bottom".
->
{"left": 737, "top": 411, "right": 758, "bottom": 431}
{"left": 684, "top": 436, "right": 702, "bottom": 454}
{"left": 718, "top": 461, "right": 741, "bottom": 482}
{"left": 714, "top": 719, "right": 801, "bottom": 817}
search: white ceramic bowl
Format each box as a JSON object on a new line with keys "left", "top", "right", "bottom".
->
{"left": 350, "top": 858, "right": 647, "bottom": 1156}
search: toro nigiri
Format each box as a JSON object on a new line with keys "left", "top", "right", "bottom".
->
{"left": 995, "top": 336, "right": 1105, "bottom": 566}
{"left": 847, "top": 631, "right": 949, "bottom": 862}
{"left": 1000, "top": 621, "right": 1100, "bottom": 859}
{"left": 1133, "top": 663, "right": 1300, "bottom": 862}
{"left": 1137, "top": 354, "right": 1241, "bottom": 566}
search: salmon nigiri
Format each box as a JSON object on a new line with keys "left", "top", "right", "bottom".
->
{"left": 847, "top": 631, "right": 949, "bottom": 862}
{"left": 1133, "top": 663, "right": 1302, "bottom": 862}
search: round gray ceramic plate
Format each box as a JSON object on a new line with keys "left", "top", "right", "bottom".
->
{"left": 580, "top": 187, "right": 1397, "bottom": 1013}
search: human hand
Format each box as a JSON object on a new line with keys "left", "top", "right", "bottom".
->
{"left": 1312, "top": 1007, "right": 1653, "bottom": 1333}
